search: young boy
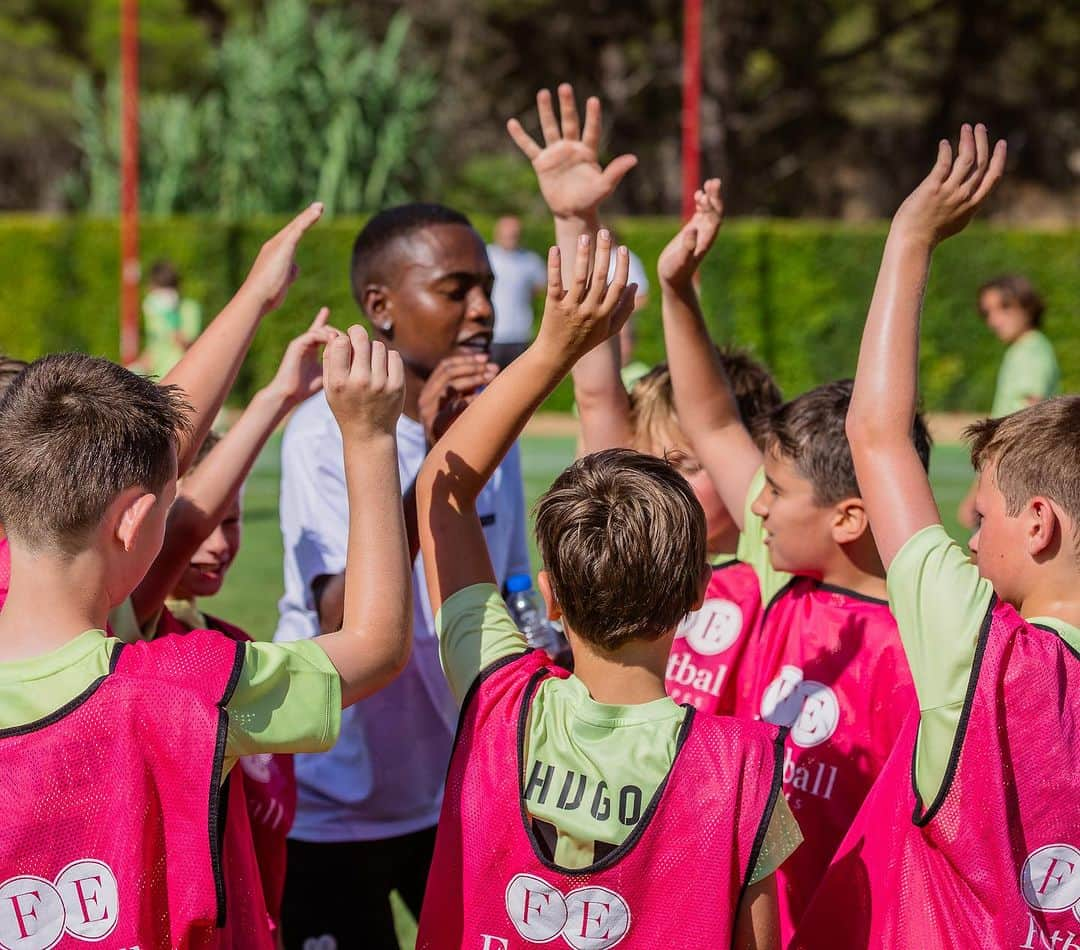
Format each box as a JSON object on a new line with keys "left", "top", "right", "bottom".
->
{"left": 631, "top": 355, "right": 782, "bottom": 714}
{"left": 413, "top": 216, "right": 800, "bottom": 946}
{"left": 130, "top": 312, "right": 339, "bottom": 946}
{"left": 654, "top": 178, "right": 930, "bottom": 940}
{"left": 0, "top": 322, "right": 411, "bottom": 947}
{"left": 795, "top": 127, "right": 1076, "bottom": 949}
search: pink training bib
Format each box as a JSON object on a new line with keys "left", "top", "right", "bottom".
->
{"left": 157, "top": 608, "right": 295, "bottom": 945}
{"left": 739, "top": 579, "right": 915, "bottom": 942}
{"left": 793, "top": 599, "right": 1080, "bottom": 949}
{"left": 416, "top": 650, "right": 784, "bottom": 949}
{"left": 665, "top": 560, "right": 762, "bottom": 715}
{"left": 0, "top": 629, "right": 243, "bottom": 949}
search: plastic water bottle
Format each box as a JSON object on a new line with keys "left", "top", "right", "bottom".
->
{"left": 505, "top": 573, "right": 569, "bottom": 662}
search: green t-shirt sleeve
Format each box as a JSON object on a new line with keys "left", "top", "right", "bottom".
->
{"left": 736, "top": 467, "right": 792, "bottom": 604}
{"left": 886, "top": 524, "right": 993, "bottom": 805}
{"left": 748, "top": 794, "right": 802, "bottom": 885}
{"left": 224, "top": 639, "right": 341, "bottom": 759}
{"left": 435, "top": 582, "right": 528, "bottom": 704}
{"left": 991, "top": 331, "right": 1061, "bottom": 417}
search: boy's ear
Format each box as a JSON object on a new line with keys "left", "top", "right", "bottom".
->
{"left": 831, "top": 497, "right": 871, "bottom": 546}
{"left": 537, "top": 570, "right": 562, "bottom": 622}
{"left": 113, "top": 488, "right": 160, "bottom": 553}
{"left": 1026, "top": 496, "right": 1064, "bottom": 560}
{"left": 363, "top": 284, "right": 394, "bottom": 334}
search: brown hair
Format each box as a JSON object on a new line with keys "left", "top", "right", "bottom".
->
{"left": 630, "top": 346, "right": 782, "bottom": 453}
{"left": 534, "top": 448, "right": 706, "bottom": 651}
{"left": 0, "top": 355, "right": 28, "bottom": 399}
{"left": 768, "top": 379, "right": 932, "bottom": 505}
{"left": 0, "top": 353, "right": 190, "bottom": 554}
{"left": 978, "top": 274, "right": 1046, "bottom": 329}
{"left": 191, "top": 429, "right": 221, "bottom": 470}
{"left": 966, "top": 396, "right": 1080, "bottom": 542}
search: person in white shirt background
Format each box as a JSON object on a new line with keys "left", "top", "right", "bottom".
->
{"left": 275, "top": 203, "right": 530, "bottom": 950}
{"left": 485, "top": 214, "right": 547, "bottom": 369}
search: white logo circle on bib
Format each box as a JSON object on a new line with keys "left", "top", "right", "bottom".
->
{"left": 563, "top": 887, "right": 631, "bottom": 949}
{"left": 0, "top": 876, "right": 65, "bottom": 950}
{"left": 505, "top": 874, "right": 567, "bottom": 941}
{"left": 1021, "top": 844, "right": 1080, "bottom": 912}
{"left": 55, "top": 860, "right": 118, "bottom": 940}
{"left": 679, "top": 599, "right": 743, "bottom": 655}
{"left": 761, "top": 665, "right": 840, "bottom": 748}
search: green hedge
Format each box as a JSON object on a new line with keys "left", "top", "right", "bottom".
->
{"left": 0, "top": 214, "right": 1075, "bottom": 412}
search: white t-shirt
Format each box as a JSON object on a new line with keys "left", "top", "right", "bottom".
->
{"left": 487, "top": 244, "right": 547, "bottom": 344}
{"left": 275, "top": 392, "right": 531, "bottom": 841}
{"left": 607, "top": 248, "right": 650, "bottom": 299}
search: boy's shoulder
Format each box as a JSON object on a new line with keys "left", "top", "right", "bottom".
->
{"left": 114, "top": 629, "right": 244, "bottom": 704}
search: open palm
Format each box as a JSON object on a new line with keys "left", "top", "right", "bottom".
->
{"left": 508, "top": 84, "right": 637, "bottom": 219}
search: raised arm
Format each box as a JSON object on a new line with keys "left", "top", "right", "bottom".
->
{"left": 508, "top": 83, "right": 638, "bottom": 453}
{"left": 846, "top": 124, "right": 1006, "bottom": 567}
{"left": 133, "top": 310, "right": 339, "bottom": 625}
{"left": 315, "top": 327, "right": 412, "bottom": 707}
{"left": 162, "top": 203, "right": 324, "bottom": 475}
{"left": 658, "top": 180, "right": 761, "bottom": 528}
{"left": 417, "top": 231, "right": 636, "bottom": 615}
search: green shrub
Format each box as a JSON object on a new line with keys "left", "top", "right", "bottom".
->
{"left": 0, "top": 214, "right": 1074, "bottom": 412}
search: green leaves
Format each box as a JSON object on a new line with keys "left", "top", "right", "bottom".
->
{"left": 69, "top": 0, "right": 436, "bottom": 217}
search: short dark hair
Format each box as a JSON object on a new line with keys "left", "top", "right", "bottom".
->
{"left": 535, "top": 448, "right": 706, "bottom": 652}
{"left": 350, "top": 203, "right": 473, "bottom": 307}
{"left": 978, "top": 274, "right": 1046, "bottom": 329}
{"left": 0, "top": 353, "right": 190, "bottom": 554}
{"left": 0, "top": 355, "right": 28, "bottom": 399}
{"left": 768, "top": 379, "right": 932, "bottom": 505}
{"left": 967, "top": 396, "right": 1080, "bottom": 549}
{"left": 149, "top": 260, "right": 180, "bottom": 290}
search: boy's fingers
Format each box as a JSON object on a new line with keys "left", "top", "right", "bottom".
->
{"left": 609, "top": 284, "right": 638, "bottom": 337}
{"left": 387, "top": 350, "right": 405, "bottom": 392}
{"left": 962, "top": 123, "right": 990, "bottom": 198}
{"left": 285, "top": 202, "right": 324, "bottom": 241}
{"left": 600, "top": 154, "right": 638, "bottom": 194}
{"left": 928, "top": 139, "right": 952, "bottom": 185}
{"left": 969, "top": 139, "right": 1008, "bottom": 206}
{"left": 557, "top": 83, "right": 580, "bottom": 140}
{"left": 507, "top": 118, "right": 541, "bottom": 160}
{"left": 537, "top": 88, "right": 561, "bottom": 145}
{"left": 308, "top": 306, "right": 330, "bottom": 330}
{"left": 581, "top": 96, "right": 602, "bottom": 153}
{"left": 588, "top": 230, "right": 616, "bottom": 307}
{"left": 602, "top": 246, "right": 631, "bottom": 311}
{"left": 346, "top": 325, "right": 371, "bottom": 380}
{"left": 370, "top": 339, "right": 388, "bottom": 386}
{"left": 323, "top": 334, "right": 352, "bottom": 387}
{"left": 570, "top": 234, "right": 592, "bottom": 302}
{"left": 705, "top": 178, "right": 723, "bottom": 212}
{"left": 546, "top": 246, "right": 565, "bottom": 297}
{"left": 943, "top": 124, "right": 975, "bottom": 192}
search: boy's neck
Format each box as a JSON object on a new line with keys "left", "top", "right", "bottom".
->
{"left": 0, "top": 548, "right": 113, "bottom": 661}
{"left": 1020, "top": 572, "right": 1080, "bottom": 630}
{"left": 569, "top": 634, "right": 672, "bottom": 705}
{"left": 817, "top": 533, "right": 888, "bottom": 600}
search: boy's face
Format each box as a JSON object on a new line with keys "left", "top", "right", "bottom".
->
{"left": 980, "top": 289, "right": 1032, "bottom": 344}
{"left": 176, "top": 496, "right": 242, "bottom": 600}
{"left": 752, "top": 446, "right": 841, "bottom": 576}
{"left": 968, "top": 464, "right": 1028, "bottom": 600}
{"left": 378, "top": 224, "right": 495, "bottom": 376}
{"left": 652, "top": 432, "right": 735, "bottom": 553}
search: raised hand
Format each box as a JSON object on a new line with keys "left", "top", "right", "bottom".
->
{"left": 658, "top": 178, "right": 724, "bottom": 289}
{"left": 324, "top": 326, "right": 405, "bottom": 441}
{"left": 893, "top": 124, "right": 1007, "bottom": 246}
{"left": 507, "top": 83, "right": 637, "bottom": 219}
{"left": 243, "top": 202, "right": 325, "bottom": 315}
{"left": 535, "top": 229, "right": 638, "bottom": 361}
{"left": 417, "top": 354, "right": 499, "bottom": 445}
{"left": 263, "top": 307, "right": 342, "bottom": 409}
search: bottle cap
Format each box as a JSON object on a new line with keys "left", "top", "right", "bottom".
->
{"left": 505, "top": 573, "right": 532, "bottom": 594}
